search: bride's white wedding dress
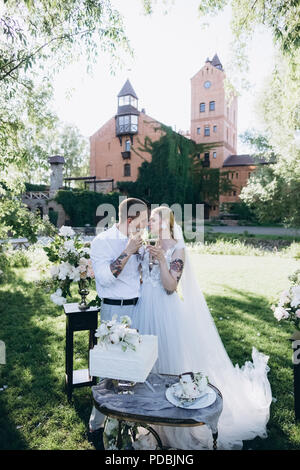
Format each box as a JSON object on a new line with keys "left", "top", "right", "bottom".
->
{"left": 131, "top": 226, "right": 272, "bottom": 450}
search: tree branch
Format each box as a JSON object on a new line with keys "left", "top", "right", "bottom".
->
{"left": 0, "top": 28, "right": 95, "bottom": 81}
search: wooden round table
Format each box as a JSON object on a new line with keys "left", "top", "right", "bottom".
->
{"left": 92, "top": 373, "right": 223, "bottom": 450}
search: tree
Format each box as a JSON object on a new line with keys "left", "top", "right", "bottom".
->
{"left": 239, "top": 49, "right": 300, "bottom": 226}
{"left": 0, "top": 1, "right": 131, "bottom": 239}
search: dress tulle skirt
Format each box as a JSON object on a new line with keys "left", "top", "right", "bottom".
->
{"left": 131, "top": 281, "right": 272, "bottom": 450}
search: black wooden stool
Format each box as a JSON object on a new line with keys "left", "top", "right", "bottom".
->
{"left": 64, "top": 303, "right": 100, "bottom": 401}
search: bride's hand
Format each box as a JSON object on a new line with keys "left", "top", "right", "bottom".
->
{"left": 147, "top": 245, "right": 165, "bottom": 263}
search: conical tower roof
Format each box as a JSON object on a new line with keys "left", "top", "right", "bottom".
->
{"left": 210, "top": 53, "right": 223, "bottom": 70}
{"left": 117, "top": 79, "right": 138, "bottom": 99}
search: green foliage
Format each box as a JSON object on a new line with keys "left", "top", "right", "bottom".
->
{"left": 54, "top": 190, "right": 121, "bottom": 226}
{"left": 0, "top": 0, "right": 131, "bottom": 238}
{"left": 238, "top": 48, "right": 300, "bottom": 227}
{"left": 220, "top": 201, "right": 258, "bottom": 223}
{"left": 24, "top": 183, "right": 48, "bottom": 191}
{"left": 48, "top": 210, "right": 58, "bottom": 228}
{"left": 1, "top": 252, "right": 300, "bottom": 449}
{"left": 117, "top": 124, "right": 231, "bottom": 207}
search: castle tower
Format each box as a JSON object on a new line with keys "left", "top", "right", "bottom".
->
{"left": 115, "top": 79, "right": 140, "bottom": 147}
{"left": 48, "top": 155, "right": 65, "bottom": 198}
{"left": 190, "top": 54, "right": 238, "bottom": 169}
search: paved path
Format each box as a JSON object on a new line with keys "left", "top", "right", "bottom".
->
{"left": 208, "top": 225, "right": 300, "bottom": 237}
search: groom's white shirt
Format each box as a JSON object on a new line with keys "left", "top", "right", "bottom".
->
{"left": 90, "top": 223, "right": 141, "bottom": 300}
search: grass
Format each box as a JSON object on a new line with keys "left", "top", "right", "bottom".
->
{"left": 0, "top": 248, "right": 300, "bottom": 450}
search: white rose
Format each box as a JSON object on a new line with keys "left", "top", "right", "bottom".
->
{"left": 69, "top": 266, "right": 81, "bottom": 282}
{"left": 50, "top": 289, "right": 66, "bottom": 305}
{"left": 110, "top": 333, "right": 120, "bottom": 344}
{"left": 58, "top": 262, "right": 73, "bottom": 280}
{"left": 59, "top": 226, "right": 75, "bottom": 237}
{"left": 50, "top": 265, "right": 59, "bottom": 278}
{"left": 274, "top": 306, "right": 289, "bottom": 321}
{"left": 98, "top": 323, "right": 109, "bottom": 335}
{"left": 63, "top": 239, "right": 76, "bottom": 252}
{"left": 290, "top": 287, "right": 300, "bottom": 308}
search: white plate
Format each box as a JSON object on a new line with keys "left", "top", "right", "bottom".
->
{"left": 166, "top": 384, "right": 217, "bottom": 409}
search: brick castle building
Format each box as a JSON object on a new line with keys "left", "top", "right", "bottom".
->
{"left": 89, "top": 54, "right": 267, "bottom": 218}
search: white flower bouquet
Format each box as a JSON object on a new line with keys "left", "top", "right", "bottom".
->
{"left": 173, "top": 372, "right": 209, "bottom": 406}
{"left": 43, "top": 225, "right": 95, "bottom": 306}
{"left": 272, "top": 283, "right": 300, "bottom": 331}
{"left": 95, "top": 315, "right": 141, "bottom": 352}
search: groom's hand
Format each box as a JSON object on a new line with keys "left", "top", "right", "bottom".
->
{"left": 126, "top": 233, "right": 143, "bottom": 255}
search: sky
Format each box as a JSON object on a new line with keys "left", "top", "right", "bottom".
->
{"left": 52, "top": 0, "right": 275, "bottom": 154}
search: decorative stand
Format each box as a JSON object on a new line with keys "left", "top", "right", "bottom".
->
{"left": 64, "top": 303, "right": 100, "bottom": 402}
{"left": 290, "top": 331, "right": 300, "bottom": 422}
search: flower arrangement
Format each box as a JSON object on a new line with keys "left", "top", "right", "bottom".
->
{"left": 272, "top": 283, "right": 300, "bottom": 331}
{"left": 173, "top": 372, "right": 209, "bottom": 405}
{"left": 43, "top": 225, "right": 95, "bottom": 306}
{"left": 95, "top": 315, "right": 141, "bottom": 352}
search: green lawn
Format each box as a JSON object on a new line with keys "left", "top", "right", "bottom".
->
{"left": 0, "top": 251, "right": 299, "bottom": 450}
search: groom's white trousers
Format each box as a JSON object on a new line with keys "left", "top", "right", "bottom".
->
{"left": 89, "top": 302, "right": 138, "bottom": 431}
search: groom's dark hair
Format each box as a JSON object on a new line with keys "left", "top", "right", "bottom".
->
{"left": 119, "top": 197, "right": 148, "bottom": 223}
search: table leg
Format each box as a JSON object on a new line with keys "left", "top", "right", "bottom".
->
{"left": 212, "top": 431, "right": 218, "bottom": 450}
{"left": 65, "top": 322, "right": 73, "bottom": 402}
{"left": 117, "top": 420, "right": 123, "bottom": 450}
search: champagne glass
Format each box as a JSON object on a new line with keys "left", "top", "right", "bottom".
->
{"left": 145, "top": 231, "right": 159, "bottom": 269}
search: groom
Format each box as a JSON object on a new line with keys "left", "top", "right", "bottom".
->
{"left": 88, "top": 197, "right": 149, "bottom": 445}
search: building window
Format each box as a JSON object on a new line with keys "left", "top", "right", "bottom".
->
{"left": 124, "top": 163, "right": 131, "bottom": 177}
{"left": 213, "top": 125, "right": 217, "bottom": 132}
{"left": 209, "top": 101, "right": 215, "bottom": 111}
{"left": 236, "top": 172, "right": 239, "bottom": 179}
{"left": 108, "top": 142, "right": 111, "bottom": 151}
{"left": 231, "top": 172, "right": 234, "bottom": 179}
{"left": 106, "top": 164, "right": 112, "bottom": 177}
{"left": 117, "top": 114, "right": 138, "bottom": 134}
{"left": 233, "top": 190, "right": 236, "bottom": 196}
{"left": 213, "top": 151, "right": 217, "bottom": 159}
{"left": 200, "top": 103, "right": 205, "bottom": 112}
{"left": 204, "top": 152, "right": 209, "bottom": 161}
{"left": 125, "top": 139, "right": 131, "bottom": 151}
{"left": 119, "top": 95, "right": 137, "bottom": 108}
{"left": 197, "top": 127, "right": 201, "bottom": 134}
{"left": 204, "top": 126, "right": 210, "bottom": 136}
{"left": 248, "top": 172, "right": 251, "bottom": 178}
{"left": 226, "top": 127, "right": 228, "bottom": 141}
{"left": 196, "top": 153, "right": 201, "bottom": 159}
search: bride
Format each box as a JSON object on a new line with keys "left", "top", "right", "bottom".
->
{"left": 131, "top": 206, "right": 272, "bottom": 450}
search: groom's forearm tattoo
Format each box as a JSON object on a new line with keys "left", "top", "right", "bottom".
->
{"left": 170, "top": 258, "right": 184, "bottom": 283}
{"left": 110, "top": 252, "right": 128, "bottom": 278}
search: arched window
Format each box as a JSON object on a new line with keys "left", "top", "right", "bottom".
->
{"left": 106, "top": 164, "right": 113, "bottom": 177}
{"left": 209, "top": 101, "right": 215, "bottom": 111}
{"left": 124, "top": 163, "right": 131, "bottom": 177}
{"left": 125, "top": 139, "right": 131, "bottom": 151}
{"left": 200, "top": 103, "right": 205, "bottom": 113}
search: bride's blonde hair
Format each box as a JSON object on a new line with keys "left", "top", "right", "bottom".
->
{"left": 152, "top": 206, "right": 175, "bottom": 239}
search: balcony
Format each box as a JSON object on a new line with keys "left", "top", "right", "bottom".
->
{"left": 121, "top": 151, "right": 131, "bottom": 160}
{"left": 116, "top": 123, "right": 138, "bottom": 136}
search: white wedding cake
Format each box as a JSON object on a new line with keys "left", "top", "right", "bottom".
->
{"left": 89, "top": 315, "right": 158, "bottom": 383}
